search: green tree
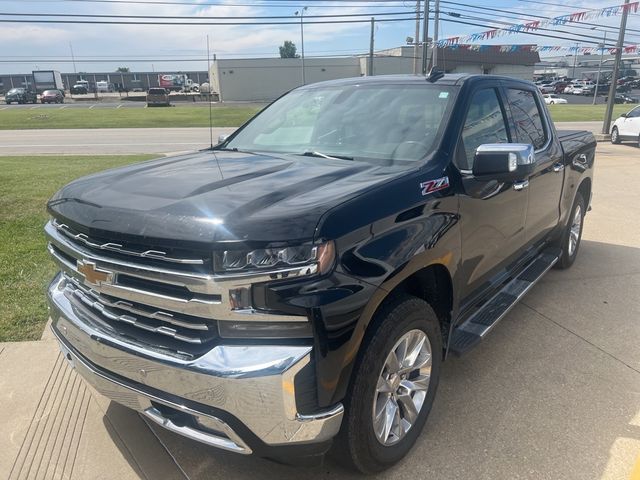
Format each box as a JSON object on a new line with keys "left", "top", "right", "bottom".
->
{"left": 116, "top": 66, "right": 130, "bottom": 73}
{"left": 279, "top": 41, "right": 299, "bottom": 59}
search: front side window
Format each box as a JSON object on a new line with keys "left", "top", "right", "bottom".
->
{"left": 459, "top": 88, "right": 509, "bottom": 170}
{"left": 627, "top": 106, "right": 640, "bottom": 118}
{"left": 507, "top": 89, "right": 547, "bottom": 150}
{"left": 224, "top": 84, "right": 457, "bottom": 166}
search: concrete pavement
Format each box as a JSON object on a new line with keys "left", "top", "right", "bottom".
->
{"left": 1, "top": 143, "right": 639, "bottom": 479}
{"left": 0, "top": 122, "right": 605, "bottom": 156}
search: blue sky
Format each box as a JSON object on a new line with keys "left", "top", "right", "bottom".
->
{"left": 1, "top": 0, "right": 638, "bottom": 74}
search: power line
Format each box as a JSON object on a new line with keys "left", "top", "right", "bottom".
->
{"left": 0, "top": 0, "right": 417, "bottom": 6}
{"left": 0, "top": 15, "right": 420, "bottom": 25}
{"left": 0, "top": 10, "right": 422, "bottom": 20}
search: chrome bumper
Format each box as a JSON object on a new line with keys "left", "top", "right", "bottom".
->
{"left": 47, "top": 274, "right": 343, "bottom": 453}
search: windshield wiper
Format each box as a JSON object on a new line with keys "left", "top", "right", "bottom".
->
{"left": 300, "top": 151, "right": 353, "bottom": 161}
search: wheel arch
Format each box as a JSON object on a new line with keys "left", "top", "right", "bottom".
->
{"left": 577, "top": 176, "right": 592, "bottom": 209}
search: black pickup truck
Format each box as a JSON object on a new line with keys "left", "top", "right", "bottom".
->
{"left": 45, "top": 73, "right": 595, "bottom": 473}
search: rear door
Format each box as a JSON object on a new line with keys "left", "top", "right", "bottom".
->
{"left": 457, "top": 86, "right": 529, "bottom": 301}
{"left": 505, "top": 87, "right": 564, "bottom": 245}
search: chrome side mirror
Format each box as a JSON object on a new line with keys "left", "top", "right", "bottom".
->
{"left": 473, "top": 143, "right": 535, "bottom": 179}
{"left": 217, "top": 134, "right": 229, "bottom": 145}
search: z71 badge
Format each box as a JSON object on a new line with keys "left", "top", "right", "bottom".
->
{"left": 420, "top": 176, "right": 450, "bottom": 196}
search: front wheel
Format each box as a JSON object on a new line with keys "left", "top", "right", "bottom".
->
{"left": 555, "top": 192, "right": 585, "bottom": 269}
{"left": 611, "top": 127, "right": 621, "bottom": 144}
{"left": 337, "top": 295, "right": 442, "bottom": 474}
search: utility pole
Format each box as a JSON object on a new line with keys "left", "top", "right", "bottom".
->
{"left": 413, "top": 0, "right": 421, "bottom": 74}
{"left": 369, "top": 17, "right": 375, "bottom": 76}
{"left": 422, "top": 0, "right": 430, "bottom": 74}
{"left": 603, "top": 0, "right": 631, "bottom": 135}
{"left": 592, "top": 30, "right": 607, "bottom": 105}
{"left": 431, "top": 0, "right": 440, "bottom": 68}
{"left": 571, "top": 42, "right": 579, "bottom": 78}
{"left": 295, "top": 7, "right": 308, "bottom": 85}
{"left": 69, "top": 42, "right": 77, "bottom": 74}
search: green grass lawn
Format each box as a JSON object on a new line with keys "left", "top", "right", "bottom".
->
{"left": 547, "top": 104, "right": 631, "bottom": 122}
{"left": 0, "top": 154, "right": 156, "bottom": 342}
{"left": 0, "top": 105, "right": 260, "bottom": 130}
{"left": 0, "top": 103, "right": 633, "bottom": 130}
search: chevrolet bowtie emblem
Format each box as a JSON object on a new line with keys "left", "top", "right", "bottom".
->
{"left": 76, "top": 260, "right": 114, "bottom": 286}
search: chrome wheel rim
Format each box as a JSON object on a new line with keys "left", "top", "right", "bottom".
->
{"left": 372, "top": 329, "right": 432, "bottom": 446}
{"left": 612, "top": 129, "right": 618, "bottom": 142}
{"left": 568, "top": 204, "right": 582, "bottom": 257}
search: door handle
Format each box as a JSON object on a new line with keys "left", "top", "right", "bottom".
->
{"left": 513, "top": 180, "right": 529, "bottom": 191}
{"left": 552, "top": 162, "right": 565, "bottom": 172}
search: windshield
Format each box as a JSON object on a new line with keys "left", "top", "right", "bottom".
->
{"left": 8, "top": 88, "right": 22, "bottom": 94}
{"left": 224, "top": 83, "right": 457, "bottom": 165}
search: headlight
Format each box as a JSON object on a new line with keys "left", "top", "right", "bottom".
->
{"left": 216, "top": 241, "right": 335, "bottom": 275}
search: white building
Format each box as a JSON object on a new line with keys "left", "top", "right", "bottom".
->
{"left": 211, "top": 45, "right": 540, "bottom": 102}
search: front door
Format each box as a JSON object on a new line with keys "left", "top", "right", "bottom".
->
{"left": 618, "top": 106, "right": 640, "bottom": 139}
{"left": 457, "top": 87, "right": 529, "bottom": 302}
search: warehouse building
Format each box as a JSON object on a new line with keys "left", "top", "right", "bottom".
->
{"left": 211, "top": 45, "right": 540, "bottom": 101}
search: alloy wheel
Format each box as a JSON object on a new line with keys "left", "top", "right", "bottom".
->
{"left": 372, "top": 329, "right": 432, "bottom": 446}
{"left": 568, "top": 204, "right": 582, "bottom": 257}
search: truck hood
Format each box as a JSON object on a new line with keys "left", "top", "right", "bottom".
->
{"left": 48, "top": 150, "right": 407, "bottom": 246}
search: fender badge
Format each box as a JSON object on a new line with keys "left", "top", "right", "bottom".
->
{"left": 420, "top": 176, "right": 449, "bottom": 196}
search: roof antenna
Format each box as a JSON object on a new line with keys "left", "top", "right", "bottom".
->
{"left": 426, "top": 66, "right": 444, "bottom": 83}
{"left": 206, "top": 34, "right": 214, "bottom": 149}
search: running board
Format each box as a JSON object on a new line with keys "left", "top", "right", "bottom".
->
{"left": 449, "top": 249, "right": 560, "bottom": 356}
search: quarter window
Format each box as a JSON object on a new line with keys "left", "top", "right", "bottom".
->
{"left": 460, "top": 88, "right": 509, "bottom": 170}
{"left": 507, "top": 89, "right": 547, "bottom": 150}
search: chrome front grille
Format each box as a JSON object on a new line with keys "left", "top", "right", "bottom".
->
{"left": 45, "top": 219, "right": 308, "bottom": 356}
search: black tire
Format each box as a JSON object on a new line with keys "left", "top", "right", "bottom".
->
{"left": 637, "top": 135, "right": 640, "bottom": 148}
{"left": 611, "top": 127, "right": 621, "bottom": 144}
{"left": 336, "top": 294, "right": 442, "bottom": 474}
{"left": 555, "top": 192, "right": 586, "bottom": 270}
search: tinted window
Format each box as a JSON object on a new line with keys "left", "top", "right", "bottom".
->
{"left": 628, "top": 106, "right": 640, "bottom": 118}
{"left": 507, "top": 89, "right": 547, "bottom": 150}
{"left": 460, "top": 88, "right": 509, "bottom": 170}
{"left": 148, "top": 88, "right": 167, "bottom": 95}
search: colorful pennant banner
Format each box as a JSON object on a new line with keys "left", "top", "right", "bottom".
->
{"left": 440, "top": 44, "right": 639, "bottom": 54}
{"left": 436, "top": 1, "right": 640, "bottom": 48}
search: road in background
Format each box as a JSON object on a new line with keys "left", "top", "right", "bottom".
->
{"left": 0, "top": 122, "right": 604, "bottom": 155}
{"left": 0, "top": 127, "right": 236, "bottom": 155}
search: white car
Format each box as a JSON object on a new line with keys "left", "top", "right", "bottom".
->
{"left": 611, "top": 105, "right": 640, "bottom": 146}
{"left": 543, "top": 94, "right": 568, "bottom": 105}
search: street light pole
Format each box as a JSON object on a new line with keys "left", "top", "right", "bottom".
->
{"left": 295, "top": 7, "right": 308, "bottom": 85}
{"left": 421, "top": 0, "right": 429, "bottom": 74}
{"left": 602, "top": 0, "right": 631, "bottom": 135}
{"left": 431, "top": 0, "right": 440, "bottom": 68}
{"left": 571, "top": 42, "right": 579, "bottom": 78}
{"left": 592, "top": 30, "right": 607, "bottom": 105}
{"left": 413, "top": 0, "right": 420, "bottom": 74}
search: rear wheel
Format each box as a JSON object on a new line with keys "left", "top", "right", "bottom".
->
{"left": 555, "top": 192, "right": 585, "bottom": 270}
{"left": 336, "top": 295, "right": 442, "bottom": 474}
{"left": 611, "top": 127, "right": 621, "bottom": 144}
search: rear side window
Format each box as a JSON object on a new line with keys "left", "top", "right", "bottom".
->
{"left": 507, "top": 89, "right": 547, "bottom": 150}
{"left": 459, "top": 88, "right": 509, "bottom": 170}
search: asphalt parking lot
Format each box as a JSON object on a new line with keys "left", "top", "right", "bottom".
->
{"left": 1, "top": 141, "right": 638, "bottom": 480}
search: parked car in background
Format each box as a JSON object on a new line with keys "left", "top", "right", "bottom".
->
{"left": 41, "top": 89, "right": 64, "bottom": 104}
{"left": 553, "top": 81, "right": 568, "bottom": 94}
{"left": 71, "top": 80, "right": 90, "bottom": 94}
{"left": 96, "top": 81, "right": 115, "bottom": 93}
{"left": 611, "top": 105, "right": 640, "bottom": 147}
{"left": 605, "top": 94, "right": 639, "bottom": 104}
{"left": 146, "top": 87, "right": 170, "bottom": 106}
{"left": 5, "top": 88, "right": 37, "bottom": 104}
{"left": 543, "top": 94, "right": 568, "bottom": 105}
{"left": 539, "top": 84, "right": 555, "bottom": 94}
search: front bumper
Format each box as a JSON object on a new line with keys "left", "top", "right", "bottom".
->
{"left": 47, "top": 274, "right": 344, "bottom": 456}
